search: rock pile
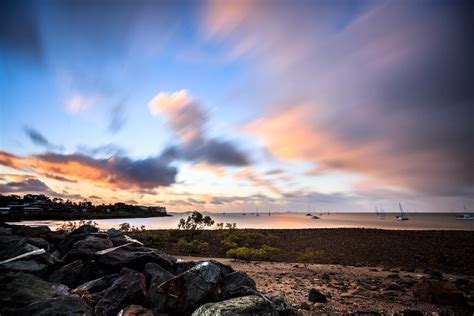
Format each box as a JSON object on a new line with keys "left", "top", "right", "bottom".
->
{"left": 0, "top": 223, "right": 295, "bottom": 316}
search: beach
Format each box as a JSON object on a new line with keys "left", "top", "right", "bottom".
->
{"left": 135, "top": 228, "right": 474, "bottom": 276}
{"left": 180, "top": 256, "right": 474, "bottom": 314}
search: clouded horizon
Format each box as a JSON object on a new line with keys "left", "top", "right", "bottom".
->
{"left": 1, "top": 0, "right": 473, "bottom": 212}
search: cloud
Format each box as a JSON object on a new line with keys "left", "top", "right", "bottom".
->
{"left": 0, "top": 150, "right": 178, "bottom": 191}
{"left": 0, "top": 176, "right": 52, "bottom": 194}
{"left": 207, "top": 1, "right": 474, "bottom": 196}
{"left": 108, "top": 101, "right": 127, "bottom": 133}
{"left": 162, "top": 138, "right": 249, "bottom": 167}
{"left": 149, "top": 89, "right": 251, "bottom": 167}
{"left": 24, "top": 127, "right": 64, "bottom": 151}
{"left": 76, "top": 143, "right": 127, "bottom": 157}
{"left": 149, "top": 89, "right": 208, "bottom": 142}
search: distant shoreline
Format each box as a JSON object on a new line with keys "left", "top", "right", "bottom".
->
{"left": 0, "top": 212, "right": 171, "bottom": 222}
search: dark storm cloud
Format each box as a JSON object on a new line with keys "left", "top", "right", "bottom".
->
{"left": 38, "top": 152, "right": 178, "bottom": 189}
{"left": 0, "top": 178, "right": 52, "bottom": 194}
{"left": 162, "top": 138, "right": 250, "bottom": 167}
{"left": 24, "top": 127, "right": 64, "bottom": 151}
{"left": 0, "top": 151, "right": 178, "bottom": 190}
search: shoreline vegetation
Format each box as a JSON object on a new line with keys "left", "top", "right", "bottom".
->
{"left": 0, "top": 194, "right": 168, "bottom": 221}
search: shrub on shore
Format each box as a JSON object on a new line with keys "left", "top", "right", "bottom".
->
{"left": 177, "top": 238, "right": 209, "bottom": 253}
{"left": 297, "top": 248, "right": 325, "bottom": 267}
{"left": 226, "top": 245, "right": 279, "bottom": 260}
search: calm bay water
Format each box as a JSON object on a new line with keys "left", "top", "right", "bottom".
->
{"left": 14, "top": 212, "right": 474, "bottom": 231}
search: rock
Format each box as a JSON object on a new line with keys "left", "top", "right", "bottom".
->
{"left": 97, "top": 245, "right": 175, "bottom": 271}
{"left": 0, "top": 259, "right": 49, "bottom": 276}
{"left": 299, "top": 302, "right": 311, "bottom": 310}
{"left": 11, "top": 225, "right": 51, "bottom": 237}
{"left": 191, "top": 295, "right": 277, "bottom": 316}
{"left": 64, "top": 236, "right": 113, "bottom": 262}
{"left": 220, "top": 271, "right": 259, "bottom": 299}
{"left": 308, "top": 288, "right": 327, "bottom": 303}
{"left": 149, "top": 261, "right": 222, "bottom": 314}
{"left": 265, "top": 291, "right": 296, "bottom": 315}
{"left": 0, "top": 272, "right": 63, "bottom": 313}
{"left": 76, "top": 273, "right": 120, "bottom": 293}
{"left": 340, "top": 292, "right": 352, "bottom": 298}
{"left": 402, "top": 310, "right": 423, "bottom": 316}
{"left": 27, "top": 237, "right": 52, "bottom": 252}
{"left": 48, "top": 259, "right": 111, "bottom": 288}
{"left": 413, "top": 278, "right": 467, "bottom": 306}
{"left": 0, "top": 236, "right": 40, "bottom": 260}
{"left": 387, "top": 273, "right": 400, "bottom": 279}
{"left": 70, "top": 224, "right": 99, "bottom": 236}
{"left": 118, "top": 305, "right": 155, "bottom": 316}
{"left": 383, "top": 281, "right": 403, "bottom": 292}
{"left": 95, "top": 268, "right": 147, "bottom": 316}
{"left": 429, "top": 270, "right": 443, "bottom": 279}
{"left": 17, "top": 296, "right": 93, "bottom": 316}
{"left": 172, "top": 259, "right": 234, "bottom": 275}
{"left": 144, "top": 262, "right": 174, "bottom": 286}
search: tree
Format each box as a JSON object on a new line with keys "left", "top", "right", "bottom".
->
{"left": 178, "top": 211, "right": 214, "bottom": 239}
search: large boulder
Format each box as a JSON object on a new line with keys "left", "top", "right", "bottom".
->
{"left": 95, "top": 268, "right": 147, "bottom": 316}
{"left": 191, "top": 295, "right": 278, "bottom": 316}
{"left": 10, "top": 225, "right": 51, "bottom": 237}
{"left": 149, "top": 261, "right": 222, "bottom": 315}
{"left": 75, "top": 273, "right": 120, "bottom": 293}
{"left": 97, "top": 245, "right": 175, "bottom": 271}
{"left": 16, "top": 296, "right": 93, "bottom": 316}
{"left": 48, "top": 259, "right": 111, "bottom": 288}
{"left": 118, "top": 305, "right": 155, "bottom": 316}
{"left": 0, "top": 272, "right": 65, "bottom": 314}
{"left": 265, "top": 291, "right": 297, "bottom": 316}
{"left": 145, "top": 262, "right": 174, "bottom": 287}
{"left": 220, "top": 271, "right": 259, "bottom": 299}
{"left": 0, "top": 259, "right": 49, "bottom": 276}
{"left": 413, "top": 278, "right": 466, "bottom": 306}
{"left": 63, "top": 236, "right": 113, "bottom": 262}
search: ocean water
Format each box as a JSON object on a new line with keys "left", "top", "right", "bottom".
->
{"left": 15, "top": 212, "right": 474, "bottom": 231}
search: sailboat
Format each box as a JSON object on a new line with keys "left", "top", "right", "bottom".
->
{"left": 456, "top": 206, "right": 474, "bottom": 220}
{"left": 256, "top": 207, "right": 259, "bottom": 216}
{"left": 395, "top": 203, "right": 409, "bottom": 221}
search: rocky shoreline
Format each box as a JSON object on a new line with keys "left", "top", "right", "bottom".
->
{"left": 0, "top": 223, "right": 294, "bottom": 315}
{"left": 1, "top": 223, "right": 473, "bottom": 315}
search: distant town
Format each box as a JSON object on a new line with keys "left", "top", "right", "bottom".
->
{"left": 0, "top": 194, "right": 167, "bottom": 221}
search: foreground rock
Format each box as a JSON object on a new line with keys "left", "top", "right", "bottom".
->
{"left": 192, "top": 295, "right": 278, "bottom": 316}
{"left": 149, "top": 261, "right": 222, "bottom": 314}
{"left": 413, "top": 278, "right": 467, "bottom": 306}
{"left": 95, "top": 268, "right": 147, "bottom": 316}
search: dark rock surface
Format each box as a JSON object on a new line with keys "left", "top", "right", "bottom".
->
{"left": 308, "top": 288, "right": 327, "bottom": 303}
{"left": 413, "top": 278, "right": 467, "bottom": 306}
{"left": 95, "top": 268, "right": 147, "bottom": 316}
{"left": 192, "top": 295, "right": 278, "bottom": 316}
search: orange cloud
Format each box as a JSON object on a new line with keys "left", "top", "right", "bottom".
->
{"left": 0, "top": 151, "right": 177, "bottom": 192}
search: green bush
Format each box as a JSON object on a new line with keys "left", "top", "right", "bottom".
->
{"left": 226, "top": 245, "right": 279, "bottom": 260}
{"left": 177, "top": 238, "right": 209, "bottom": 253}
{"left": 220, "top": 239, "right": 239, "bottom": 250}
{"left": 297, "top": 248, "right": 324, "bottom": 266}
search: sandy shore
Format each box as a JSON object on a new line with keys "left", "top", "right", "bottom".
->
{"left": 180, "top": 256, "right": 474, "bottom": 314}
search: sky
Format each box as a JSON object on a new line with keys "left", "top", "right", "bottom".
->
{"left": 0, "top": 0, "right": 473, "bottom": 212}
